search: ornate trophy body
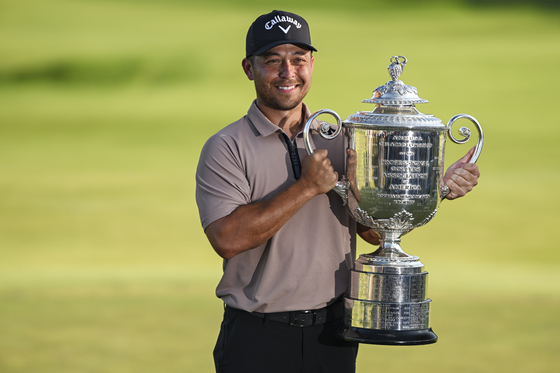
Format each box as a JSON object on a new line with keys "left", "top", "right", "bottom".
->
{"left": 303, "top": 56, "right": 483, "bottom": 345}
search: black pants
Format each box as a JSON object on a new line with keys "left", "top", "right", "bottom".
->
{"left": 214, "top": 306, "right": 358, "bottom": 373}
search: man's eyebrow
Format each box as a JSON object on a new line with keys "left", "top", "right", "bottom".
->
{"left": 260, "top": 51, "right": 281, "bottom": 58}
{"left": 260, "top": 49, "right": 311, "bottom": 58}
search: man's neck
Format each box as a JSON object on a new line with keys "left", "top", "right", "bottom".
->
{"left": 256, "top": 101, "right": 306, "bottom": 141}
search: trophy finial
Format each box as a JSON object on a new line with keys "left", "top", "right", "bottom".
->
{"left": 388, "top": 56, "right": 407, "bottom": 81}
{"left": 364, "top": 55, "right": 427, "bottom": 106}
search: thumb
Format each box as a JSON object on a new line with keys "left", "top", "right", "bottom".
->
{"left": 313, "top": 149, "right": 328, "bottom": 159}
{"left": 458, "top": 146, "right": 476, "bottom": 164}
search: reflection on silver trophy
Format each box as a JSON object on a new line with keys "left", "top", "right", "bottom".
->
{"left": 303, "top": 56, "right": 483, "bottom": 345}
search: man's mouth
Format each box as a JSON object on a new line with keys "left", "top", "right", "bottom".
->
{"left": 277, "top": 85, "right": 298, "bottom": 91}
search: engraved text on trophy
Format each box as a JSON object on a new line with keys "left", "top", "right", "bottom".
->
{"left": 351, "top": 129, "right": 444, "bottom": 226}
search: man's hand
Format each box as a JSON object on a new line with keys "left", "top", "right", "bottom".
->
{"left": 300, "top": 149, "right": 338, "bottom": 196}
{"left": 442, "top": 147, "right": 480, "bottom": 200}
{"left": 357, "top": 223, "right": 380, "bottom": 246}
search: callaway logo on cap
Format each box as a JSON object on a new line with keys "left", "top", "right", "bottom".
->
{"left": 246, "top": 10, "right": 317, "bottom": 58}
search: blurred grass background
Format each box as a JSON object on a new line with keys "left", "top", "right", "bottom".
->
{"left": 1, "top": 0, "right": 560, "bottom": 372}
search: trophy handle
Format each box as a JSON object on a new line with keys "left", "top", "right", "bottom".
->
{"left": 303, "top": 109, "right": 347, "bottom": 198}
{"left": 446, "top": 114, "right": 484, "bottom": 164}
{"left": 441, "top": 114, "right": 484, "bottom": 199}
{"left": 303, "top": 109, "right": 343, "bottom": 155}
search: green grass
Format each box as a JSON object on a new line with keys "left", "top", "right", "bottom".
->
{"left": 1, "top": 0, "right": 559, "bottom": 372}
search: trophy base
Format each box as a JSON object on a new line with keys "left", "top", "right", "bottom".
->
{"left": 340, "top": 326, "right": 438, "bottom": 346}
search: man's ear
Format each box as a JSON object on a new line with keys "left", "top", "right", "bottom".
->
{"left": 242, "top": 58, "right": 254, "bottom": 81}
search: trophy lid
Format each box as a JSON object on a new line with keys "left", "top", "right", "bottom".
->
{"left": 362, "top": 56, "right": 428, "bottom": 106}
{"left": 344, "top": 55, "right": 444, "bottom": 129}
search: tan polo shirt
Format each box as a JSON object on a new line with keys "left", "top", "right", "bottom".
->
{"left": 196, "top": 101, "right": 356, "bottom": 313}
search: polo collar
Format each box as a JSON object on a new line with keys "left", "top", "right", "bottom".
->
{"left": 247, "top": 100, "right": 316, "bottom": 138}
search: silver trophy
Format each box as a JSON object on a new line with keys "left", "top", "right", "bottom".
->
{"left": 303, "top": 56, "right": 483, "bottom": 345}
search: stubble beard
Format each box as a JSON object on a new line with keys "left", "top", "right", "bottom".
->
{"left": 255, "top": 82, "right": 309, "bottom": 112}
{"left": 261, "top": 95, "right": 302, "bottom": 111}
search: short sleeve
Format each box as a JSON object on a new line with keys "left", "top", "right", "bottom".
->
{"left": 196, "top": 132, "right": 251, "bottom": 230}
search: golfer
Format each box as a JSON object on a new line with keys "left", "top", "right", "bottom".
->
{"left": 196, "top": 10, "right": 480, "bottom": 373}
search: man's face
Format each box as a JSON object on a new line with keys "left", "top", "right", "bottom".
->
{"left": 243, "top": 44, "right": 314, "bottom": 112}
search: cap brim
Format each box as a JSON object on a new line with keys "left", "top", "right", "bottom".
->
{"left": 248, "top": 40, "right": 317, "bottom": 58}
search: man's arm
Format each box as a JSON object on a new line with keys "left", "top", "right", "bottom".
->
{"left": 205, "top": 149, "right": 338, "bottom": 260}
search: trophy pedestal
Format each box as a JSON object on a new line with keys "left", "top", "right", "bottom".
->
{"left": 340, "top": 253, "right": 438, "bottom": 345}
{"left": 341, "top": 327, "right": 437, "bottom": 345}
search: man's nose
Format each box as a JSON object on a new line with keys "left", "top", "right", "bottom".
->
{"left": 278, "top": 61, "right": 295, "bottom": 79}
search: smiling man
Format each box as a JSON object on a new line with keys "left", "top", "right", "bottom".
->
{"left": 195, "top": 10, "right": 480, "bottom": 373}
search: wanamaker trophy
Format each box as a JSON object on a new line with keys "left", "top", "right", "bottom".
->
{"left": 303, "top": 56, "right": 483, "bottom": 345}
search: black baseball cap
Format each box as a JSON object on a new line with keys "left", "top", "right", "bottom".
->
{"left": 246, "top": 10, "right": 317, "bottom": 58}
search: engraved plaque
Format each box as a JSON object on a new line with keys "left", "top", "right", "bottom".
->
{"left": 346, "top": 298, "right": 431, "bottom": 330}
{"left": 350, "top": 271, "right": 427, "bottom": 302}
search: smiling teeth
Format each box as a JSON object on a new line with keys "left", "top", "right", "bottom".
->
{"left": 278, "top": 86, "right": 296, "bottom": 90}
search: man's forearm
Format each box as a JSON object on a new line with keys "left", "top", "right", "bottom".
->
{"left": 205, "top": 180, "right": 318, "bottom": 260}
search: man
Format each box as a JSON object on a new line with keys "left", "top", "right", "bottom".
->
{"left": 196, "top": 10, "right": 480, "bottom": 373}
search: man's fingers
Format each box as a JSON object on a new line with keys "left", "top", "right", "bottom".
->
{"left": 301, "top": 149, "right": 338, "bottom": 194}
{"left": 445, "top": 166, "right": 479, "bottom": 199}
{"left": 462, "top": 162, "right": 480, "bottom": 178}
{"left": 444, "top": 178, "right": 465, "bottom": 200}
